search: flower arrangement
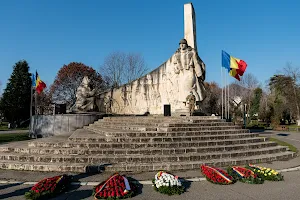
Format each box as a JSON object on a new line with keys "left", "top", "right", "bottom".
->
{"left": 152, "top": 171, "right": 185, "bottom": 195}
{"left": 93, "top": 173, "right": 139, "bottom": 200}
{"left": 201, "top": 165, "right": 235, "bottom": 185}
{"left": 24, "top": 174, "right": 71, "bottom": 200}
{"left": 227, "top": 166, "right": 264, "bottom": 184}
{"left": 247, "top": 164, "right": 284, "bottom": 181}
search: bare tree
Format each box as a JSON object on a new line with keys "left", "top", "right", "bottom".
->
{"left": 233, "top": 72, "right": 259, "bottom": 122}
{"left": 100, "top": 52, "right": 148, "bottom": 87}
{"left": 126, "top": 53, "right": 148, "bottom": 83}
{"left": 100, "top": 52, "right": 126, "bottom": 88}
{"left": 201, "top": 82, "right": 221, "bottom": 115}
{"left": 36, "top": 88, "right": 52, "bottom": 115}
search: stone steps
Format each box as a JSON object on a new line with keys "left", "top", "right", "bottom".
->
{"left": 0, "top": 151, "right": 293, "bottom": 173}
{"left": 100, "top": 117, "right": 222, "bottom": 123}
{"left": 28, "top": 137, "right": 268, "bottom": 149}
{"left": 0, "top": 146, "right": 288, "bottom": 165}
{"left": 94, "top": 121, "right": 234, "bottom": 127}
{"left": 98, "top": 119, "right": 225, "bottom": 124}
{"left": 0, "top": 141, "right": 278, "bottom": 156}
{"left": 82, "top": 127, "right": 250, "bottom": 137}
{"left": 83, "top": 126, "right": 249, "bottom": 136}
{"left": 87, "top": 124, "right": 242, "bottom": 132}
{"left": 102, "top": 116, "right": 221, "bottom": 119}
{"left": 0, "top": 116, "right": 295, "bottom": 173}
{"left": 67, "top": 132, "right": 259, "bottom": 143}
{"left": 105, "top": 151, "right": 294, "bottom": 172}
{"left": 0, "top": 160, "right": 87, "bottom": 172}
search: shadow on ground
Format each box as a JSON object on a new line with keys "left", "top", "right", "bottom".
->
{"left": 182, "top": 180, "right": 192, "bottom": 191}
{"left": 49, "top": 187, "right": 93, "bottom": 200}
{"left": 0, "top": 185, "right": 31, "bottom": 199}
{"left": 0, "top": 182, "right": 22, "bottom": 190}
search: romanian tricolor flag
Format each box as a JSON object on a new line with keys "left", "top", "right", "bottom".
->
{"left": 222, "top": 50, "right": 247, "bottom": 81}
{"left": 35, "top": 71, "right": 46, "bottom": 94}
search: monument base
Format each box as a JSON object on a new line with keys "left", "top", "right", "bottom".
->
{"left": 174, "top": 108, "right": 190, "bottom": 116}
{"left": 29, "top": 113, "right": 105, "bottom": 138}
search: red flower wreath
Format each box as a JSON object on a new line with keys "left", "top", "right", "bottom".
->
{"left": 93, "top": 173, "right": 139, "bottom": 199}
{"left": 25, "top": 174, "right": 71, "bottom": 200}
{"left": 201, "top": 165, "right": 234, "bottom": 185}
{"left": 227, "top": 166, "right": 264, "bottom": 184}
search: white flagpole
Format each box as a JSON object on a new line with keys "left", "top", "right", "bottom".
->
{"left": 227, "top": 77, "right": 230, "bottom": 120}
{"left": 224, "top": 70, "right": 228, "bottom": 119}
{"left": 221, "top": 66, "right": 223, "bottom": 119}
{"left": 29, "top": 85, "right": 33, "bottom": 136}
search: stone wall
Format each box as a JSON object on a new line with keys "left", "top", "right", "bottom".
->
{"left": 30, "top": 113, "right": 102, "bottom": 137}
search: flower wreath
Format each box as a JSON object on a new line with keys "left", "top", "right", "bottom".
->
{"left": 201, "top": 165, "right": 235, "bottom": 185}
{"left": 227, "top": 166, "right": 264, "bottom": 184}
{"left": 247, "top": 164, "right": 284, "bottom": 181}
{"left": 93, "top": 173, "right": 139, "bottom": 200}
{"left": 24, "top": 174, "right": 71, "bottom": 200}
{"left": 152, "top": 171, "right": 185, "bottom": 195}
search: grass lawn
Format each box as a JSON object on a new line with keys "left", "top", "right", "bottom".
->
{"left": 0, "top": 133, "right": 32, "bottom": 144}
{"left": 0, "top": 127, "right": 29, "bottom": 131}
{"left": 286, "top": 124, "right": 300, "bottom": 128}
{"left": 0, "top": 122, "right": 8, "bottom": 131}
{"left": 0, "top": 122, "right": 29, "bottom": 131}
{"left": 269, "top": 137, "right": 298, "bottom": 153}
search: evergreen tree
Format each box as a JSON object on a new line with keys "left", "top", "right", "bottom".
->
{"left": 250, "top": 87, "right": 263, "bottom": 119}
{"left": 0, "top": 60, "right": 32, "bottom": 122}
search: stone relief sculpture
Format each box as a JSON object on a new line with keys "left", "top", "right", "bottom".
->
{"left": 73, "top": 76, "right": 96, "bottom": 112}
{"left": 173, "top": 38, "right": 206, "bottom": 103}
{"left": 96, "top": 3, "right": 206, "bottom": 115}
{"left": 97, "top": 39, "right": 206, "bottom": 115}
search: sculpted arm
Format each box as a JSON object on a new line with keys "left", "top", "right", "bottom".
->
{"left": 89, "top": 88, "right": 96, "bottom": 96}
{"left": 173, "top": 53, "right": 180, "bottom": 74}
{"left": 192, "top": 50, "right": 205, "bottom": 80}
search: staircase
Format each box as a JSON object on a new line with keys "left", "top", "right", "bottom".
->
{"left": 0, "top": 116, "right": 295, "bottom": 172}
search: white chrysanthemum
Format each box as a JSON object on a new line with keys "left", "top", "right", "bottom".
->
{"left": 155, "top": 172, "right": 182, "bottom": 188}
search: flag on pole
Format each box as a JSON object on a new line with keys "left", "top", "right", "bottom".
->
{"left": 222, "top": 50, "right": 247, "bottom": 81}
{"left": 31, "top": 73, "right": 36, "bottom": 87}
{"left": 35, "top": 71, "right": 46, "bottom": 94}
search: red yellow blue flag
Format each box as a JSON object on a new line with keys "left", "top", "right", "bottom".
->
{"left": 222, "top": 50, "right": 247, "bottom": 81}
{"left": 35, "top": 71, "right": 47, "bottom": 94}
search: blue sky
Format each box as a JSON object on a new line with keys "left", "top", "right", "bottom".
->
{"left": 0, "top": 0, "right": 299, "bottom": 93}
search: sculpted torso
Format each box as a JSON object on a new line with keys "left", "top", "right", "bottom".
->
{"left": 74, "top": 76, "right": 96, "bottom": 112}
{"left": 173, "top": 39, "right": 206, "bottom": 103}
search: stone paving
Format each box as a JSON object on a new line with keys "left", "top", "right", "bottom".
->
{"left": 1, "top": 171, "right": 300, "bottom": 200}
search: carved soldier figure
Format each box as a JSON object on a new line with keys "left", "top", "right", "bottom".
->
{"left": 173, "top": 39, "right": 206, "bottom": 104}
{"left": 74, "top": 76, "right": 96, "bottom": 112}
{"left": 186, "top": 91, "right": 196, "bottom": 116}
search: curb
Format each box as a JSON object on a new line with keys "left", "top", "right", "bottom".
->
{"left": 0, "top": 177, "right": 207, "bottom": 186}
{"left": 0, "top": 166, "right": 299, "bottom": 186}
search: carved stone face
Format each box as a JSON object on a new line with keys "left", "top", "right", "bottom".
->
{"left": 82, "top": 76, "right": 90, "bottom": 86}
{"left": 180, "top": 43, "right": 187, "bottom": 51}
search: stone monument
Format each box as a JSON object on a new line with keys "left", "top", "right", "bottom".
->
{"left": 30, "top": 76, "right": 100, "bottom": 138}
{"left": 73, "top": 76, "right": 96, "bottom": 112}
{"left": 97, "top": 3, "right": 206, "bottom": 116}
{"left": 29, "top": 75, "right": 101, "bottom": 137}
{"left": 172, "top": 38, "right": 206, "bottom": 115}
